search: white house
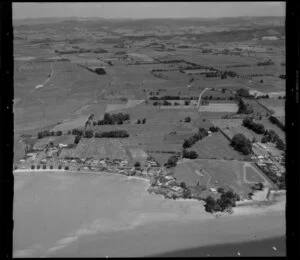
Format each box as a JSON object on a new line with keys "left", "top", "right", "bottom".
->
{"left": 171, "top": 186, "right": 183, "bottom": 192}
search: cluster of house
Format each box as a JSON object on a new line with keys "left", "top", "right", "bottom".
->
{"left": 251, "top": 142, "right": 285, "bottom": 177}
{"left": 151, "top": 174, "right": 184, "bottom": 193}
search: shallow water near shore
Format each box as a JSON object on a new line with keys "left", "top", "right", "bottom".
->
{"left": 13, "top": 171, "right": 285, "bottom": 257}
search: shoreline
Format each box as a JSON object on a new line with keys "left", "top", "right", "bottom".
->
{"left": 14, "top": 171, "right": 285, "bottom": 257}
{"left": 13, "top": 169, "right": 285, "bottom": 213}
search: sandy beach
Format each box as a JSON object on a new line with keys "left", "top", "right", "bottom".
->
{"left": 13, "top": 171, "right": 285, "bottom": 257}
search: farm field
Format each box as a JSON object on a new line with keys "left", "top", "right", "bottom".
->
{"left": 105, "top": 100, "right": 145, "bottom": 113}
{"left": 51, "top": 116, "right": 90, "bottom": 132}
{"left": 256, "top": 117, "right": 285, "bottom": 141}
{"left": 174, "top": 159, "right": 274, "bottom": 198}
{"left": 211, "top": 119, "right": 263, "bottom": 141}
{"left": 259, "top": 99, "right": 285, "bottom": 117}
{"left": 14, "top": 60, "right": 111, "bottom": 132}
{"left": 190, "top": 132, "right": 245, "bottom": 160}
{"left": 59, "top": 138, "right": 136, "bottom": 161}
{"left": 198, "top": 103, "right": 238, "bottom": 113}
{"left": 34, "top": 135, "right": 75, "bottom": 150}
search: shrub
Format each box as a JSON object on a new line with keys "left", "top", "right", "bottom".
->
{"left": 183, "top": 189, "right": 192, "bottom": 199}
{"left": 74, "top": 135, "right": 81, "bottom": 144}
{"left": 217, "top": 187, "right": 225, "bottom": 194}
{"left": 37, "top": 165, "right": 40, "bottom": 169}
{"left": 184, "top": 116, "right": 191, "bottom": 123}
{"left": 43, "top": 165, "right": 46, "bottom": 169}
{"left": 50, "top": 165, "right": 53, "bottom": 169}
{"left": 58, "top": 165, "right": 62, "bottom": 170}
{"left": 134, "top": 162, "right": 141, "bottom": 168}
{"left": 180, "top": 182, "right": 187, "bottom": 189}
{"left": 65, "top": 166, "right": 69, "bottom": 170}
{"left": 31, "top": 165, "right": 35, "bottom": 170}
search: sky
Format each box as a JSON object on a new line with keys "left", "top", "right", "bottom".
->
{"left": 13, "top": 2, "right": 285, "bottom": 20}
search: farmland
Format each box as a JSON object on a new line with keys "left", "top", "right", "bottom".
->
{"left": 14, "top": 16, "right": 285, "bottom": 203}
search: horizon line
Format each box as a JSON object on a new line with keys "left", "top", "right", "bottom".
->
{"left": 13, "top": 15, "right": 285, "bottom": 21}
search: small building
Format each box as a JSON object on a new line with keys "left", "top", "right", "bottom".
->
{"left": 209, "top": 188, "right": 217, "bottom": 193}
{"left": 59, "top": 143, "right": 68, "bottom": 148}
{"left": 165, "top": 175, "right": 175, "bottom": 181}
{"left": 171, "top": 186, "right": 183, "bottom": 192}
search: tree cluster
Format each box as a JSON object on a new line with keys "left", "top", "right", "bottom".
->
{"left": 182, "top": 150, "right": 198, "bottom": 159}
{"left": 97, "top": 113, "right": 130, "bottom": 125}
{"left": 209, "top": 126, "right": 219, "bottom": 132}
{"left": 204, "top": 190, "right": 240, "bottom": 213}
{"left": 237, "top": 98, "right": 254, "bottom": 114}
{"left": 183, "top": 128, "right": 209, "bottom": 149}
{"left": 165, "top": 155, "right": 179, "bottom": 168}
{"left": 243, "top": 117, "right": 265, "bottom": 134}
{"left": 37, "top": 130, "right": 62, "bottom": 139}
{"left": 257, "top": 60, "right": 274, "bottom": 66}
{"left": 231, "top": 133, "right": 253, "bottom": 155}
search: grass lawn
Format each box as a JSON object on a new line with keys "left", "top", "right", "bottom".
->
{"left": 191, "top": 132, "right": 245, "bottom": 160}
{"left": 175, "top": 159, "right": 272, "bottom": 198}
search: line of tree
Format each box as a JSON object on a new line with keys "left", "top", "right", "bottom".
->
{"left": 269, "top": 116, "right": 285, "bottom": 131}
{"left": 279, "top": 74, "right": 286, "bottom": 79}
{"left": 231, "top": 133, "right": 253, "bottom": 155}
{"left": 243, "top": 117, "right": 265, "bottom": 134}
{"left": 204, "top": 190, "right": 240, "bottom": 213}
{"left": 69, "top": 129, "right": 84, "bottom": 136}
{"left": 37, "top": 130, "right": 62, "bottom": 139}
{"left": 202, "top": 95, "right": 235, "bottom": 101}
{"left": 183, "top": 128, "right": 209, "bottom": 149}
{"left": 97, "top": 113, "right": 130, "bottom": 125}
{"left": 257, "top": 60, "right": 274, "bottom": 66}
{"left": 149, "top": 96, "right": 198, "bottom": 101}
{"left": 94, "top": 130, "right": 129, "bottom": 138}
{"left": 261, "top": 130, "right": 285, "bottom": 151}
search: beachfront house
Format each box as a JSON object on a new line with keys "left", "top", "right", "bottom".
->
{"left": 171, "top": 186, "right": 183, "bottom": 192}
{"left": 209, "top": 188, "right": 218, "bottom": 193}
